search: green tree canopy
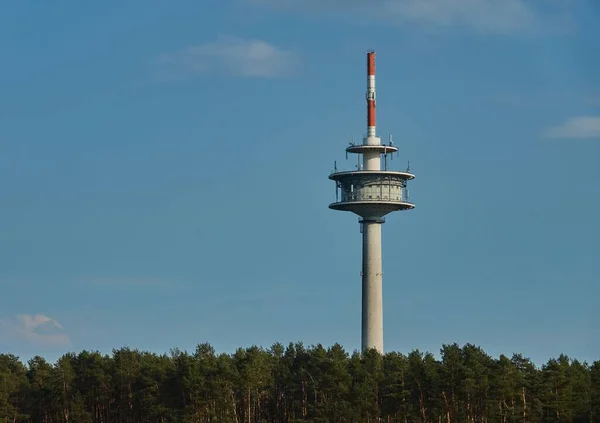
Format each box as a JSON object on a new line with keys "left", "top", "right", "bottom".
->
{"left": 0, "top": 343, "right": 597, "bottom": 423}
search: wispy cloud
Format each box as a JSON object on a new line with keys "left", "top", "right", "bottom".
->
{"left": 586, "top": 95, "right": 600, "bottom": 106}
{"left": 0, "top": 314, "right": 71, "bottom": 348}
{"left": 490, "top": 90, "right": 600, "bottom": 111}
{"left": 247, "top": 0, "right": 571, "bottom": 35}
{"left": 379, "top": 0, "right": 538, "bottom": 33}
{"left": 81, "top": 276, "right": 170, "bottom": 289}
{"left": 156, "top": 35, "right": 299, "bottom": 80}
{"left": 543, "top": 116, "right": 600, "bottom": 139}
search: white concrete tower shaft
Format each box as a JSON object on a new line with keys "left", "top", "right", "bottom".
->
{"left": 361, "top": 51, "right": 384, "bottom": 353}
{"left": 362, "top": 216, "right": 384, "bottom": 352}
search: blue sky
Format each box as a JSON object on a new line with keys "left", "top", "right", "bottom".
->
{"left": 0, "top": 0, "right": 599, "bottom": 367}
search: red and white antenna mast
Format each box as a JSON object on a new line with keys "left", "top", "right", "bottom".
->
{"left": 367, "top": 51, "right": 377, "bottom": 137}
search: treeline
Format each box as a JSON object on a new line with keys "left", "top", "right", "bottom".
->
{"left": 1, "top": 342, "right": 599, "bottom": 423}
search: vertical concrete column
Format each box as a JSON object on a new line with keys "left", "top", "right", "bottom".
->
{"left": 361, "top": 220, "right": 384, "bottom": 353}
{"left": 363, "top": 135, "right": 382, "bottom": 171}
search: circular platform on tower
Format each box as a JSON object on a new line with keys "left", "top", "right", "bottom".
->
{"left": 329, "top": 170, "right": 414, "bottom": 181}
{"left": 328, "top": 170, "right": 415, "bottom": 217}
{"left": 329, "top": 200, "right": 414, "bottom": 217}
{"left": 345, "top": 144, "right": 399, "bottom": 155}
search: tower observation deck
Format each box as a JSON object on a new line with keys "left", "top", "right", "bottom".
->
{"left": 328, "top": 51, "right": 415, "bottom": 354}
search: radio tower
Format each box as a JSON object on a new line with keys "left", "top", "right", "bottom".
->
{"left": 328, "top": 51, "right": 415, "bottom": 354}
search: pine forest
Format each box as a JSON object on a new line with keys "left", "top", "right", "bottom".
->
{"left": 1, "top": 342, "right": 599, "bottom": 423}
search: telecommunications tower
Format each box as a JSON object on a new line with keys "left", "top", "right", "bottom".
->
{"left": 328, "top": 51, "right": 415, "bottom": 354}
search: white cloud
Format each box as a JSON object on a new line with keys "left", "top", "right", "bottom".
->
{"left": 157, "top": 35, "right": 299, "bottom": 79}
{"left": 586, "top": 95, "right": 600, "bottom": 106}
{"left": 82, "top": 277, "right": 169, "bottom": 288}
{"left": 544, "top": 116, "right": 600, "bottom": 139}
{"left": 0, "top": 314, "right": 71, "bottom": 348}
{"left": 247, "top": 0, "right": 570, "bottom": 35}
{"left": 379, "top": 0, "right": 538, "bottom": 34}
